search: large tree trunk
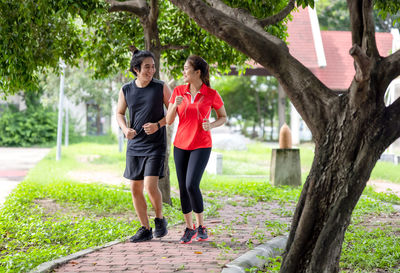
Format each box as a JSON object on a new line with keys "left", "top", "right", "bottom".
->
{"left": 281, "top": 101, "right": 388, "bottom": 272}
{"left": 169, "top": 0, "right": 400, "bottom": 272}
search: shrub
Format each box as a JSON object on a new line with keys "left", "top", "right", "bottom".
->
{"left": 0, "top": 105, "right": 57, "bottom": 146}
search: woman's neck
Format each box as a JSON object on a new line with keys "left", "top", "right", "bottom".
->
{"left": 189, "top": 80, "right": 203, "bottom": 94}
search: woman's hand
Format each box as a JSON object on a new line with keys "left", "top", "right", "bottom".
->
{"left": 202, "top": 118, "right": 211, "bottom": 131}
{"left": 174, "top": 96, "right": 183, "bottom": 107}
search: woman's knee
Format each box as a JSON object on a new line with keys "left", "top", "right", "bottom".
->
{"left": 186, "top": 183, "right": 200, "bottom": 196}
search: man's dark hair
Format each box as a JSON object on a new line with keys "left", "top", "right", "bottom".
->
{"left": 129, "top": 50, "right": 156, "bottom": 76}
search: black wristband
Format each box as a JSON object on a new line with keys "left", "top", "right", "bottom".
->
{"left": 157, "top": 122, "right": 160, "bottom": 129}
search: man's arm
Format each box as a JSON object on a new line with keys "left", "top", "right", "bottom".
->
{"left": 116, "top": 89, "right": 136, "bottom": 139}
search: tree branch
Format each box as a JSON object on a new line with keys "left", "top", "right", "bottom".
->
{"left": 384, "top": 97, "right": 400, "bottom": 144}
{"left": 149, "top": 0, "right": 158, "bottom": 24}
{"left": 204, "top": 0, "right": 283, "bottom": 45}
{"left": 349, "top": 44, "right": 371, "bottom": 82}
{"left": 361, "top": 0, "right": 379, "bottom": 58}
{"left": 161, "top": 44, "right": 189, "bottom": 51}
{"left": 259, "top": 0, "right": 295, "bottom": 27}
{"left": 169, "top": 0, "right": 336, "bottom": 142}
{"left": 376, "top": 98, "right": 400, "bottom": 149}
{"left": 106, "top": 0, "right": 149, "bottom": 16}
{"left": 377, "top": 50, "right": 400, "bottom": 96}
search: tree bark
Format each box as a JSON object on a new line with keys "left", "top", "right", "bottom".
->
{"left": 169, "top": 0, "right": 400, "bottom": 272}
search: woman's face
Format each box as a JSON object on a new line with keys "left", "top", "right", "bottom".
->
{"left": 183, "top": 61, "right": 200, "bottom": 83}
{"left": 136, "top": 57, "right": 156, "bottom": 82}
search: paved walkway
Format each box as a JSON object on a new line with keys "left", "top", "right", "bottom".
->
{"left": 53, "top": 198, "right": 294, "bottom": 273}
{"left": 0, "top": 147, "right": 50, "bottom": 206}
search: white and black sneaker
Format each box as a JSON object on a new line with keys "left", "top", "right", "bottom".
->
{"left": 129, "top": 226, "right": 153, "bottom": 243}
{"left": 154, "top": 217, "right": 168, "bottom": 238}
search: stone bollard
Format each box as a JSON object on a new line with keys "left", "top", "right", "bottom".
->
{"left": 270, "top": 124, "right": 301, "bottom": 187}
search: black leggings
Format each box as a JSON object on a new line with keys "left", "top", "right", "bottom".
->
{"left": 173, "top": 146, "right": 211, "bottom": 214}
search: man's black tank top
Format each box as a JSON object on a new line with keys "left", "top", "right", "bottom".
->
{"left": 122, "top": 78, "right": 166, "bottom": 156}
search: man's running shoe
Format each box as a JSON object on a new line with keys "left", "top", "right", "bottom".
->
{"left": 129, "top": 226, "right": 153, "bottom": 243}
{"left": 154, "top": 217, "right": 168, "bottom": 238}
{"left": 196, "top": 225, "right": 209, "bottom": 241}
{"left": 179, "top": 227, "right": 197, "bottom": 244}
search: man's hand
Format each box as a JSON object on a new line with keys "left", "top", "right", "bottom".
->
{"left": 143, "top": 122, "right": 158, "bottom": 135}
{"left": 124, "top": 128, "right": 137, "bottom": 139}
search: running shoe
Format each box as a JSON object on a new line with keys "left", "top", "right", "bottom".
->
{"left": 180, "top": 227, "right": 197, "bottom": 244}
{"left": 154, "top": 217, "right": 168, "bottom": 238}
{"left": 129, "top": 226, "right": 153, "bottom": 243}
{"left": 196, "top": 225, "right": 209, "bottom": 241}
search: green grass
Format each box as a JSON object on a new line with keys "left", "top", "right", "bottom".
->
{"left": 1, "top": 139, "right": 400, "bottom": 273}
{"left": 0, "top": 142, "right": 185, "bottom": 273}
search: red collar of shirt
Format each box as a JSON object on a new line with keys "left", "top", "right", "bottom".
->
{"left": 184, "top": 83, "right": 209, "bottom": 96}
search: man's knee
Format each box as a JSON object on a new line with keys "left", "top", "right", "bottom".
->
{"left": 131, "top": 181, "right": 144, "bottom": 196}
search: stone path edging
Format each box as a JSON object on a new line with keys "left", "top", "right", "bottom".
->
{"left": 221, "top": 235, "right": 288, "bottom": 273}
{"left": 29, "top": 238, "right": 126, "bottom": 273}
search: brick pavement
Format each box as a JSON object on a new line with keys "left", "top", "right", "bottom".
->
{"left": 53, "top": 199, "right": 294, "bottom": 273}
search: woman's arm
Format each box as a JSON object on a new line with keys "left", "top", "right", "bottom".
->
{"left": 203, "top": 105, "right": 227, "bottom": 131}
{"left": 166, "top": 94, "right": 183, "bottom": 125}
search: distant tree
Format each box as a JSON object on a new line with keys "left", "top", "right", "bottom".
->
{"left": 214, "top": 76, "right": 279, "bottom": 140}
{"left": 317, "top": 0, "right": 400, "bottom": 32}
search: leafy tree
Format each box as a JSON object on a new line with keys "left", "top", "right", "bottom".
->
{"left": 214, "top": 76, "right": 279, "bottom": 140}
{"left": 169, "top": 0, "right": 400, "bottom": 272}
{"left": 0, "top": 0, "right": 257, "bottom": 204}
{"left": 317, "top": 0, "right": 400, "bottom": 32}
{"left": 42, "top": 64, "right": 118, "bottom": 135}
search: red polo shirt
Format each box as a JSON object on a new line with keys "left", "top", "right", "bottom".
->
{"left": 169, "top": 83, "right": 224, "bottom": 150}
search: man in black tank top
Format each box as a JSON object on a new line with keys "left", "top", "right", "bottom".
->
{"left": 116, "top": 50, "right": 171, "bottom": 243}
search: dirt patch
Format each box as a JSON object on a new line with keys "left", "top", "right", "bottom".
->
{"left": 34, "top": 198, "right": 137, "bottom": 222}
{"left": 67, "top": 170, "right": 130, "bottom": 186}
{"left": 76, "top": 155, "right": 101, "bottom": 163}
{"left": 368, "top": 180, "right": 400, "bottom": 197}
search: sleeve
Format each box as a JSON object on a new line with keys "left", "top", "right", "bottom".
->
{"left": 169, "top": 87, "right": 178, "bottom": 104}
{"left": 212, "top": 91, "right": 224, "bottom": 110}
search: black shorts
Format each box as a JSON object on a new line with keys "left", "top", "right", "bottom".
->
{"left": 124, "top": 155, "right": 165, "bottom": 181}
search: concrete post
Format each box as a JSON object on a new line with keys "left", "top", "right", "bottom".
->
{"left": 270, "top": 124, "right": 301, "bottom": 186}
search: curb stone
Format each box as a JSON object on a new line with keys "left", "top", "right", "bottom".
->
{"left": 29, "top": 238, "right": 126, "bottom": 273}
{"left": 221, "top": 235, "right": 288, "bottom": 273}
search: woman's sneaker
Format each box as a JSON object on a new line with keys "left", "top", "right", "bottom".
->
{"left": 129, "top": 226, "right": 153, "bottom": 243}
{"left": 154, "top": 217, "right": 168, "bottom": 238}
{"left": 196, "top": 225, "right": 209, "bottom": 241}
{"left": 179, "top": 227, "right": 197, "bottom": 244}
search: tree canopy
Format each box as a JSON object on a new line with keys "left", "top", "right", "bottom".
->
{"left": 0, "top": 0, "right": 262, "bottom": 96}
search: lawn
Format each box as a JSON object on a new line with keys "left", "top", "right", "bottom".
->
{"left": 0, "top": 137, "right": 399, "bottom": 273}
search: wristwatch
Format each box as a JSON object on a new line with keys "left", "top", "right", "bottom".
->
{"left": 157, "top": 122, "right": 160, "bottom": 129}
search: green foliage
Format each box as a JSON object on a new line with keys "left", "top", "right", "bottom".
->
{"left": 0, "top": 105, "right": 57, "bottom": 146}
{"left": 317, "top": 0, "right": 400, "bottom": 32}
{"left": 0, "top": 0, "right": 105, "bottom": 94}
{"left": 213, "top": 76, "right": 279, "bottom": 140}
{"left": 341, "top": 225, "right": 400, "bottom": 271}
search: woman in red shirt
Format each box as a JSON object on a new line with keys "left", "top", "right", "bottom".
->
{"left": 166, "top": 55, "right": 227, "bottom": 244}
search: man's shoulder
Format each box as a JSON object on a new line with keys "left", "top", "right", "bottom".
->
{"left": 152, "top": 78, "right": 164, "bottom": 87}
{"left": 122, "top": 81, "right": 134, "bottom": 91}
